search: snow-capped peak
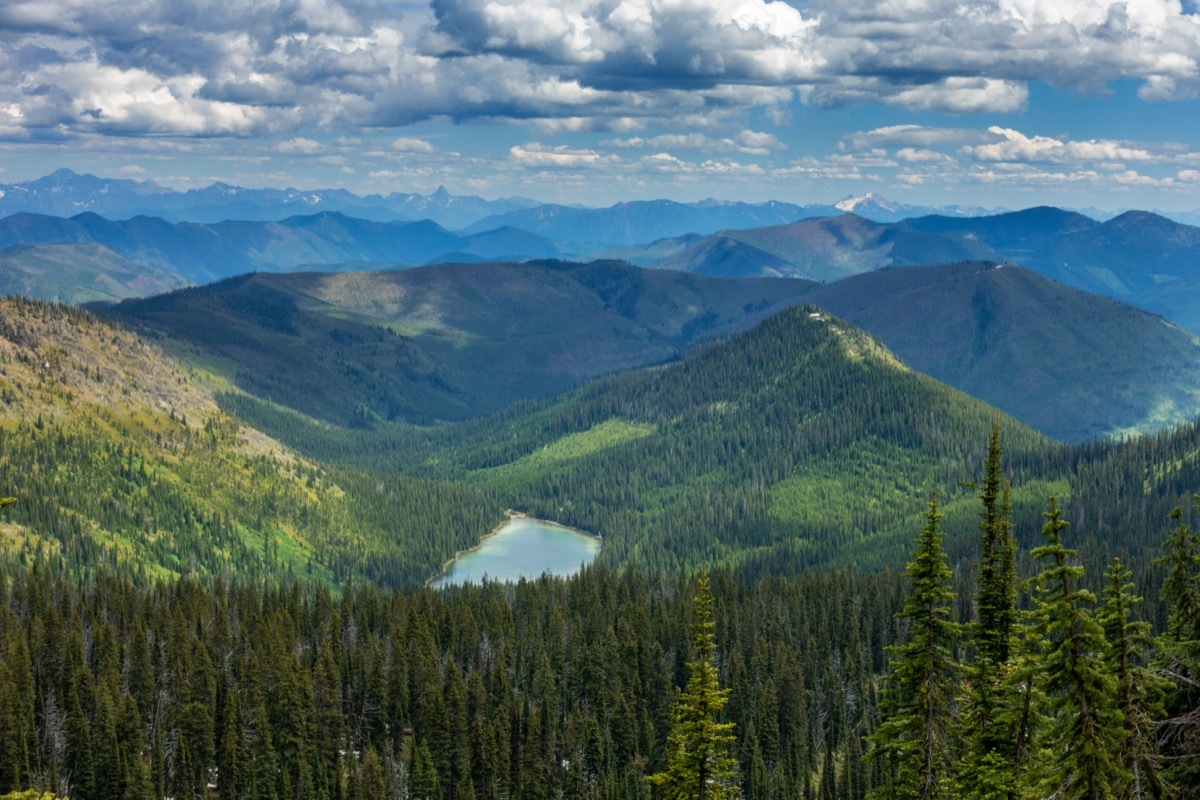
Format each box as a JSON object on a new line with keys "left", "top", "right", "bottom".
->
{"left": 835, "top": 192, "right": 901, "bottom": 213}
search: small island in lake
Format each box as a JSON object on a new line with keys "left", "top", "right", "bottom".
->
{"left": 430, "top": 514, "right": 601, "bottom": 587}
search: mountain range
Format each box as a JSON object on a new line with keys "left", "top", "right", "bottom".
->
{"left": 0, "top": 211, "right": 571, "bottom": 283}
{"left": 0, "top": 169, "right": 1012, "bottom": 232}
{"left": 96, "top": 256, "right": 1200, "bottom": 444}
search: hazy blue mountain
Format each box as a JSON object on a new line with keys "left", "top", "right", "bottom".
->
{"left": 653, "top": 214, "right": 998, "bottom": 280}
{"left": 833, "top": 192, "right": 1005, "bottom": 222}
{"left": 0, "top": 169, "right": 538, "bottom": 227}
{"left": 0, "top": 243, "right": 189, "bottom": 303}
{"left": 0, "top": 210, "right": 570, "bottom": 283}
{"left": 896, "top": 208, "right": 1200, "bottom": 330}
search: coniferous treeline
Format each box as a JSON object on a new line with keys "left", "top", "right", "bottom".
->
{"left": 870, "top": 429, "right": 1200, "bottom": 799}
{"left": 0, "top": 562, "right": 900, "bottom": 800}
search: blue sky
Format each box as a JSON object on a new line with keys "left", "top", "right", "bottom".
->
{"left": 1, "top": 0, "right": 1199, "bottom": 210}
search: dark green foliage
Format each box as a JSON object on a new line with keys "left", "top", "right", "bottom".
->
{"left": 0, "top": 564, "right": 894, "bottom": 800}
{"left": 1099, "top": 558, "right": 1166, "bottom": 799}
{"left": 1027, "top": 498, "right": 1126, "bottom": 800}
{"left": 102, "top": 262, "right": 812, "bottom": 427}
{"left": 869, "top": 495, "right": 959, "bottom": 800}
{"left": 1156, "top": 500, "right": 1200, "bottom": 795}
{"left": 802, "top": 261, "right": 1200, "bottom": 441}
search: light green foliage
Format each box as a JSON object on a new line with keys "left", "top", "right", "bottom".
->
{"left": 648, "top": 569, "right": 739, "bottom": 800}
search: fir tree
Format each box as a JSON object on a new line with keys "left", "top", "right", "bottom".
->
{"left": 868, "top": 494, "right": 959, "bottom": 800}
{"left": 647, "top": 568, "right": 738, "bottom": 800}
{"left": 1026, "top": 497, "right": 1126, "bottom": 800}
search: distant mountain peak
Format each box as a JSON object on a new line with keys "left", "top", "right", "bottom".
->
{"left": 835, "top": 192, "right": 900, "bottom": 213}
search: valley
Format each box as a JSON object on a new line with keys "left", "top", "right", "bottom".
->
{"left": 2, "top": 173, "right": 1200, "bottom": 800}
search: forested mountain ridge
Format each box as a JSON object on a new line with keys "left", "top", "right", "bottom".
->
{"left": 896, "top": 207, "right": 1200, "bottom": 331}
{"left": 100, "top": 262, "right": 816, "bottom": 426}
{"left": 800, "top": 261, "right": 1200, "bottom": 442}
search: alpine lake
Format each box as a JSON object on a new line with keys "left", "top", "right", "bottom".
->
{"left": 430, "top": 515, "right": 602, "bottom": 587}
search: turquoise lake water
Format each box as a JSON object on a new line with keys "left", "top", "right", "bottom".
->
{"left": 431, "top": 517, "right": 601, "bottom": 587}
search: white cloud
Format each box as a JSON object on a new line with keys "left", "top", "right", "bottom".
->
{"left": 965, "top": 126, "right": 1160, "bottom": 163}
{"left": 600, "top": 129, "right": 784, "bottom": 155}
{"left": 279, "top": 137, "right": 323, "bottom": 154}
{"left": 509, "top": 143, "right": 612, "bottom": 167}
{"left": 392, "top": 136, "right": 437, "bottom": 153}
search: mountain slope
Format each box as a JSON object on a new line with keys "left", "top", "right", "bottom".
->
{"left": 0, "top": 168, "right": 537, "bottom": 226}
{"left": 101, "top": 261, "right": 815, "bottom": 426}
{"left": 395, "top": 304, "right": 1068, "bottom": 572}
{"left": 801, "top": 262, "right": 1200, "bottom": 441}
{"left": 0, "top": 243, "right": 188, "bottom": 303}
{"left": 463, "top": 199, "right": 831, "bottom": 246}
{"left": 0, "top": 296, "right": 505, "bottom": 586}
{"left": 898, "top": 208, "right": 1200, "bottom": 330}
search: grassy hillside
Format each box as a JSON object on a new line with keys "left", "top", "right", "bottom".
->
{"left": 802, "top": 262, "right": 1200, "bottom": 442}
{"left": 102, "top": 261, "right": 815, "bottom": 426}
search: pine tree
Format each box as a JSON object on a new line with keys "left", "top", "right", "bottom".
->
{"left": 1026, "top": 497, "right": 1126, "bottom": 800}
{"left": 647, "top": 568, "right": 738, "bottom": 800}
{"left": 868, "top": 494, "right": 959, "bottom": 800}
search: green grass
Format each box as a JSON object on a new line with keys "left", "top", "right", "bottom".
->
{"left": 471, "top": 419, "right": 657, "bottom": 479}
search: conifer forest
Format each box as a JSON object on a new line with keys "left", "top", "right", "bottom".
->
{"left": 0, "top": 424, "right": 1199, "bottom": 800}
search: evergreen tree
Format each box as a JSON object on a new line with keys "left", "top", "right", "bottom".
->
{"left": 960, "top": 426, "right": 1020, "bottom": 798}
{"left": 868, "top": 494, "right": 959, "bottom": 800}
{"left": 1026, "top": 497, "right": 1125, "bottom": 800}
{"left": 1155, "top": 501, "right": 1200, "bottom": 796}
{"left": 647, "top": 568, "right": 738, "bottom": 800}
{"left": 1099, "top": 558, "right": 1165, "bottom": 799}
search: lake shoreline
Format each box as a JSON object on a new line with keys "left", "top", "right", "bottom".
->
{"left": 428, "top": 510, "right": 601, "bottom": 588}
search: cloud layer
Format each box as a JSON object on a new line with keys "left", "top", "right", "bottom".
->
{"left": 2, "top": 0, "right": 1198, "bottom": 142}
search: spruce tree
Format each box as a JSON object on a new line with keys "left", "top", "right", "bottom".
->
{"left": 647, "top": 568, "right": 738, "bottom": 800}
{"left": 1099, "top": 558, "right": 1165, "bottom": 799}
{"left": 868, "top": 494, "right": 959, "bottom": 800}
{"left": 967, "top": 425, "right": 1019, "bottom": 742}
{"left": 1026, "top": 497, "right": 1125, "bottom": 800}
{"left": 1155, "top": 501, "right": 1200, "bottom": 795}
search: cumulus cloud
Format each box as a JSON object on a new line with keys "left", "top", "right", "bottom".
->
{"left": 509, "top": 143, "right": 615, "bottom": 167}
{"left": 279, "top": 137, "right": 323, "bottom": 154}
{"left": 965, "top": 126, "right": 1160, "bottom": 163}
{"left": 392, "top": 136, "right": 437, "bottom": 153}
{"left": 1, "top": 0, "right": 1199, "bottom": 167}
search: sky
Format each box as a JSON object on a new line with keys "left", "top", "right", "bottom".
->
{"left": 1, "top": 0, "right": 1199, "bottom": 210}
